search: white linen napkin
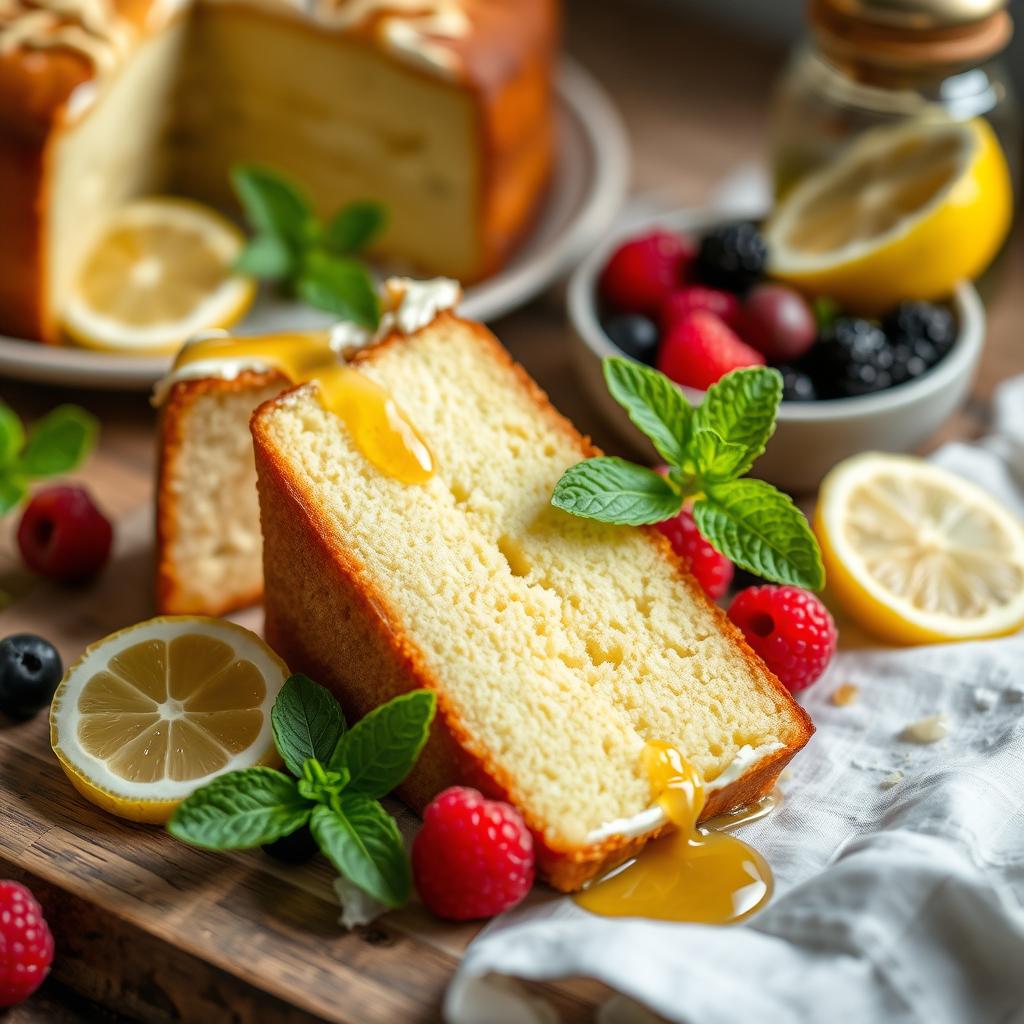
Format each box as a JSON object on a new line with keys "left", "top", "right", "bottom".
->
{"left": 445, "top": 379, "right": 1024, "bottom": 1024}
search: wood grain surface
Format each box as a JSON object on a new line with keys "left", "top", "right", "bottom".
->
{"left": 1, "top": 0, "right": 1022, "bottom": 1020}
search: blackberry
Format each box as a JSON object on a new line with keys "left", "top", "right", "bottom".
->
{"left": 603, "top": 313, "right": 660, "bottom": 365}
{"left": 263, "top": 825, "right": 318, "bottom": 864}
{"left": 694, "top": 222, "right": 767, "bottom": 292}
{"left": 776, "top": 364, "right": 817, "bottom": 402}
{"left": 889, "top": 342, "right": 932, "bottom": 386}
{"left": 815, "top": 318, "right": 894, "bottom": 397}
{"left": 883, "top": 301, "right": 956, "bottom": 357}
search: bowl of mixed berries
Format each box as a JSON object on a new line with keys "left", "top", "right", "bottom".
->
{"left": 569, "top": 210, "right": 984, "bottom": 494}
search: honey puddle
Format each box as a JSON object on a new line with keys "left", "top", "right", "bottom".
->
{"left": 174, "top": 333, "right": 434, "bottom": 483}
{"left": 575, "top": 742, "right": 774, "bottom": 924}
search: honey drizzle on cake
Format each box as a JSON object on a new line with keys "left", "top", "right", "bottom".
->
{"left": 575, "top": 742, "right": 774, "bottom": 924}
{"left": 172, "top": 332, "right": 434, "bottom": 484}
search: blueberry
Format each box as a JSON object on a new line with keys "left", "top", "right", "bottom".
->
{"left": 814, "top": 318, "right": 894, "bottom": 397}
{"left": 0, "top": 634, "right": 63, "bottom": 720}
{"left": 694, "top": 222, "right": 768, "bottom": 292}
{"left": 776, "top": 364, "right": 817, "bottom": 402}
{"left": 604, "top": 314, "right": 660, "bottom": 365}
{"left": 262, "top": 825, "right": 318, "bottom": 864}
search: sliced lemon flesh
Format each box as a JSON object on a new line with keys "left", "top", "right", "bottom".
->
{"left": 815, "top": 453, "right": 1024, "bottom": 645}
{"left": 50, "top": 617, "right": 288, "bottom": 823}
{"left": 765, "top": 118, "right": 1012, "bottom": 313}
{"left": 62, "top": 198, "right": 256, "bottom": 354}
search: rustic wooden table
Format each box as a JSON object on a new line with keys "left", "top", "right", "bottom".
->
{"left": 2, "top": 1, "right": 1022, "bottom": 1020}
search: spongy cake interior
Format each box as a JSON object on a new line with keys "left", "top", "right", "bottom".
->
{"left": 255, "top": 318, "right": 806, "bottom": 848}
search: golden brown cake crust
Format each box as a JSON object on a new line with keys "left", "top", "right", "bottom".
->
{"left": 156, "top": 369, "right": 286, "bottom": 616}
{"left": 252, "top": 314, "right": 813, "bottom": 892}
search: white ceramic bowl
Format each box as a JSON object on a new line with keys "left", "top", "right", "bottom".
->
{"left": 569, "top": 208, "right": 985, "bottom": 495}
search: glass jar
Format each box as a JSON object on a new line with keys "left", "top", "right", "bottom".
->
{"left": 769, "top": 0, "right": 1020, "bottom": 199}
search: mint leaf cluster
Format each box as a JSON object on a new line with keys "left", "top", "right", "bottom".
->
{"left": 0, "top": 403, "right": 98, "bottom": 515}
{"left": 231, "top": 165, "right": 386, "bottom": 329}
{"left": 551, "top": 359, "right": 825, "bottom": 590}
{"left": 169, "top": 675, "right": 436, "bottom": 908}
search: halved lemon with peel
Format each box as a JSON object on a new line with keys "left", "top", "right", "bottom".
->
{"left": 815, "top": 453, "right": 1024, "bottom": 645}
{"left": 62, "top": 198, "right": 256, "bottom": 354}
{"left": 50, "top": 617, "right": 288, "bottom": 823}
{"left": 766, "top": 117, "right": 1012, "bottom": 313}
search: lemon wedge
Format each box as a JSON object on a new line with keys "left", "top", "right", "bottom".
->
{"left": 815, "top": 453, "right": 1024, "bottom": 645}
{"left": 50, "top": 617, "right": 288, "bottom": 823}
{"left": 765, "top": 118, "right": 1012, "bottom": 313}
{"left": 62, "top": 198, "right": 256, "bottom": 354}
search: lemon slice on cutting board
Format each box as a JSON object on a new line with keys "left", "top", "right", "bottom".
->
{"left": 765, "top": 117, "right": 1012, "bottom": 313}
{"left": 50, "top": 617, "right": 288, "bottom": 823}
{"left": 815, "top": 453, "right": 1024, "bottom": 645}
{"left": 62, "top": 198, "right": 256, "bottom": 354}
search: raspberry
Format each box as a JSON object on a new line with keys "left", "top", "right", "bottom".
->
{"left": 412, "top": 787, "right": 534, "bottom": 921}
{"left": 599, "top": 231, "right": 696, "bottom": 316}
{"left": 657, "top": 310, "right": 765, "bottom": 391}
{"left": 655, "top": 506, "right": 734, "bottom": 600}
{"left": 660, "top": 285, "right": 741, "bottom": 333}
{"left": 0, "top": 881, "right": 54, "bottom": 1008}
{"left": 17, "top": 485, "right": 113, "bottom": 584}
{"left": 728, "top": 585, "right": 837, "bottom": 693}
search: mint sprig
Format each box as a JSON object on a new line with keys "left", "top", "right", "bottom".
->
{"left": 551, "top": 360, "right": 825, "bottom": 591}
{"left": 0, "top": 403, "right": 98, "bottom": 515}
{"left": 230, "top": 165, "right": 386, "bottom": 329}
{"left": 169, "top": 676, "right": 435, "bottom": 909}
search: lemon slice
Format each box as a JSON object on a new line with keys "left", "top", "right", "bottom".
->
{"left": 50, "top": 617, "right": 288, "bottom": 823}
{"left": 62, "top": 198, "right": 256, "bottom": 354}
{"left": 765, "top": 118, "right": 1012, "bottom": 313}
{"left": 815, "top": 453, "right": 1024, "bottom": 645}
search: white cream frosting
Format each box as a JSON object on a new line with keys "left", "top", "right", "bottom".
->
{"left": 152, "top": 276, "right": 461, "bottom": 405}
{"left": 1, "top": 0, "right": 474, "bottom": 91}
{"left": 584, "top": 740, "right": 787, "bottom": 845}
{"left": 0, "top": 0, "right": 133, "bottom": 75}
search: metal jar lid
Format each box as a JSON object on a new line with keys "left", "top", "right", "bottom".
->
{"left": 810, "top": 0, "right": 1013, "bottom": 67}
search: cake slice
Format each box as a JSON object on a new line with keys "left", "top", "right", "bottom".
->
{"left": 154, "top": 277, "right": 462, "bottom": 616}
{"left": 251, "top": 315, "right": 813, "bottom": 891}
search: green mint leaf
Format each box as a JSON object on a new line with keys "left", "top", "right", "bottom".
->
{"left": 297, "top": 257, "right": 380, "bottom": 328}
{"left": 297, "top": 758, "right": 350, "bottom": 803}
{"left": 16, "top": 405, "right": 97, "bottom": 478}
{"left": 167, "top": 767, "right": 311, "bottom": 849}
{"left": 310, "top": 796, "right": 410, "bottom": 907}
{"left": 692, "top": 368, "right": 782, "bottom": 478}
{"left": 813, "top": 296, "right": 840, "bottom": 332}
{"left": 272, "top": 674, "right": 346, "bottom": 779}
{"left": 603, "top": 357, "right": 692, "bottom": 467}
{"left": 330, "top": 690, "right": 436, "bottom": 799}
{"left": 323, "top": 202, "right": 387, "bottom": 255}
{"left": 693, "top": 479, "right": 825, "bottom": 590}
{"left": 0, "top": 473, "right": 26, "bottom": 516}
{"left": 231, "top": 164, "right": 314, "bottom": 249}
{"left": 691, "top": 427, "right": 751, "bottom": 483}
{"left": 234, "top": 233, "right": 294, "bottom": 279}
{"left": 552, "top": 457, "right": 682, "bottom": 526}
{"left": 0, "top": 404, "right": 25, "bottom": 468}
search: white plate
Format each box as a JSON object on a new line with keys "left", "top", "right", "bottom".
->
{"left": 0, "top": 60, "right": 629, "bottom": 392}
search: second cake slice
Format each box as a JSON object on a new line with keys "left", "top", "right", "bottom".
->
{"left": 251, "top": 312, "right": 812, "bottom": 890}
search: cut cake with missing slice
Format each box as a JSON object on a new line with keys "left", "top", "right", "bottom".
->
{"left": 251, "top": 313, "right": 813, "bottom": 891}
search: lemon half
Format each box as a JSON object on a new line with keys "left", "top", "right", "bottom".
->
{"left": 50, "top": 616, "right": 288, "bottom": 823}
{"left": 62, "top": 198, "right": 256, "bottom": 354}
{"left": 815, "top": 454, "right": 1024, "bottom": 645}
{"left": 766, "top": 118, "right": 1012, "bottom": 313}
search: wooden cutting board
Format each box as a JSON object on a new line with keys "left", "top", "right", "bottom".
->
{"left": 0, "top": 506, "right": 605, "bottom": 1023}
